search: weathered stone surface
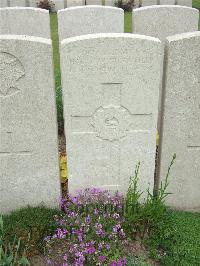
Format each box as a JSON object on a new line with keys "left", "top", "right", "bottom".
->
{"left": 58, "top": 6, "right": 124, "bottom": 39}
{"left": 0, "top": 0, "right": 8, "bottom": 7}
{"left": 10, "top": 0, "right": 26, "bottom": 6}
{"left": 52, "top": 0, "right": 64, "bottom": 11}
{"left": 61, "top": 33, "right": 162, "bottom": 194}
{"left": 177, "top": 0, "right": 192, "bottom": 7}
{"left": 159, "top": 32, "right": 200, "bottom": 212}
{"left": 104, "top": 0, "right": 115, "bottom": 6}
{"left": 133, "top": 5, "right": 199, "bottom": 133}
{"left": 0, "top": 8, "right": 50, "bottom": 38}
{"left": 142, "top": 0, "right": 157, "bottom": 6}
{"left": 160, "top": 0, "right": 175, "bottom": 4}
{"left": 86, "top": 0, "right": 102, "bottom": 5}
{"left": 0, "top": 35, "right": 60, "bottom": 213}
{"left": 28, "top": 0, "right": 37, "bottom": 7}
{"left": 133, "top": 5, "right": 199, "bottom": 40}
{"left": 67, "top": 0, "right": 84, "bottom": 7}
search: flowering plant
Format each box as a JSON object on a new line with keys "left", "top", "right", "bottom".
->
{"left": 44, "top": 188, "right": 128, "bottom": 266}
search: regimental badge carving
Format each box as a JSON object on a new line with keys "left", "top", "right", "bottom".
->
{"left": 91, "top": 106, "right": 132, "bottom": 141}
{"left": 0, "top": 52, "right": 25, "bottom": 97}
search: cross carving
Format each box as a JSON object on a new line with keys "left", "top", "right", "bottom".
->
{"left": 71, "top": 83, "right": 152, "bottom": 139}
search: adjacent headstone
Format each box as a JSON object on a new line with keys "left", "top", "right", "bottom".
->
{"left": 58, "top": 6, "right": 124, "bottom": 39}
{"left": 10, "top": 0, "right": 26, "bottom": 6}
{"left": 67, "top": 0, "right": 84, "bottom": 7}
{"left": 0, "top": 35, "right": 60, "bottom": 213}
{"left": 0, "top": 0, "right": 8, "bottom": 7}
{"left": 133, "top": 5, "right": 199, "bottom": 133}
{"left": 142, "top": 0, "right": 157, "bottom": 6}
{"left": 105, "top": 0, "right": 115, "bottom": 6}
{"left": 61, "top": 33, "right": 162, "bottom": 194}
{"left": 0, "top": 8, "right": 51, "bottom": 38}
{"left": 160, "top": 0, "right": 175, "bottom": 4}
{"left": 52, "top": 0, "right": 64, "bottom": 11}
{"left": 133, "top": 5, "right": 199, "bottom": 40}
{"left": 159, "top": 32, "right": 200, "bottom": 212}
{"left": 86, "top": 0, "right": 102, "bottom": 5}
{"left": 28, "top": 0, "right": 37, "bottom": 7}
{"left": 177, "top": 0, "right": 192, "bottom": 7}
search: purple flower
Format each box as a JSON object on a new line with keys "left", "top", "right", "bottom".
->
{"left": 99, "top": 255, "right": 107, "bottom": 263}
{"left": 85, "top": 246, "right": 96, "bottom": 254}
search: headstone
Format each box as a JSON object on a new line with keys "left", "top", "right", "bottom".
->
{"left": 133, "top": 5, "right": 199, "bottom": 40}
{"left": 0, "top": 0, "right": 8, "bottom": 7}
{"left": 159, "top": 32, "right": 200, "bottom": 212}
{"left": 0, "top": 8, "right": 51, "bottom": 38}
{"left": 10, "top": 0, "right": 26, "bottom": 6}
{"left": 67, "top": 0, "right": 84, "bottom": 7}
{"left": 133, "top": 5, "right": 199, "bottom": 133}
{"left": 61, "top": 33, "right": 162, "bottom": 194}
{"left": 28, "top": 0, "right": 37, "bottom": 7}
{"left": 86, "top": 0, "right": 102, "bottom": 5}
{"left": 142, "top": 0, "right": 157, "bottom": 6}
{"left": 160, "top": 0, "right": 175, "bottom": 4}
{"left": 104, "top": 0, "right": 115, "bottom": 6}
{"left": 58, "top": 6, "right": 124, "bottom": 40}
{"left": 52, "top": 0, "right": 64, "bottom": 11}
{"left": 177, "top": 0, "right": 192, "bottom": 7}
{"left": 0, "top": 35, "right": 60, "bottom": 214}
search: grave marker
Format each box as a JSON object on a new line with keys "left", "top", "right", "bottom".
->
{"left": 0, "top": 0, "right": 8, "bottom": 7}
{"left": 58, "top": 6, "right": 124, "bottom": 39}
{"left": 67, "top": 0, "right": 84, "bottom": 7}
{"left": 10, "top": 0, "right": 26, "bottom": 6}
{"left": 177, "top": 0, "right": 192, "bottom": 7}
{"left": 142, "top": 0, "right": 157, "bottom": 6}
{"left": 0, "top": 35, "right": 60, "bottom": 214}
{"left": 61, "top": 33, "right": 162, "bottom": 194}
{"left": 160, "top": 0, "right": 175, "bottom": 4}
{"left": 159, "top": 32, "right": 200, "bottom": 211}
{"left": 0, "top": 7, "right": 51, "bottom": 38}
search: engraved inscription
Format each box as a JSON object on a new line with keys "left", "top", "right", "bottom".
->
{"left": 0, "top": 52, "right": 25, "bottom": 97}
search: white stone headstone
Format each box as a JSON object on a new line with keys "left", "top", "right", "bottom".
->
{"left": 104, "top": 0, "right": 115, "bottom": 6}
{"left": 177, "top": 0, "right": 192, "bottom": 7}
{"left": 142, "top": 0, "right": 157, "bottom": 6}
{"left": 0, "top": 0, "right": 8, "bottom": 7}
{"left": 0, "top": 35, "right": 60, "bottom": 214}
{"left": 61, "top": 33, "right": 162, "bottom": 194}
{"left": 86, "top": 0, "right": 101, "bottom": 5}
{"left": 159, "top": 32, "right": 200, "bottom": 212}
{"left": 133, "top": 5, "right": 199, "bottom": 40}
{"left": 133, "top": 5, "right": 199, "bottom": 132}
{"left": 160, "top": 0, "right": 175, "bottom": 4}
{"left": 0, "top": 8, "right": 50, "bottom": 38}
{"left": 52, "top": 0, "right": 64, "bottom": 11}
{"left": 28, "top": 0, "right": 37, "bottom": 7}
{"left": 58, "top": 6, "right": 124, "bottom": 40}
{"left": 10, "top": 0, "right": 26, "bottom": 6}
{"left": 67, "top": 0, "right": 84, "bottom": 7}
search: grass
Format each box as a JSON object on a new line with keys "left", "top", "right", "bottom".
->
{"left": 147, "top": 210, "right": 200, "bottom": 265}
{"left": 2, "top": 202, "right": 200, "bottom": 264}
{"left": 2, "top": 207, "right": 61, "bottom": 257}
